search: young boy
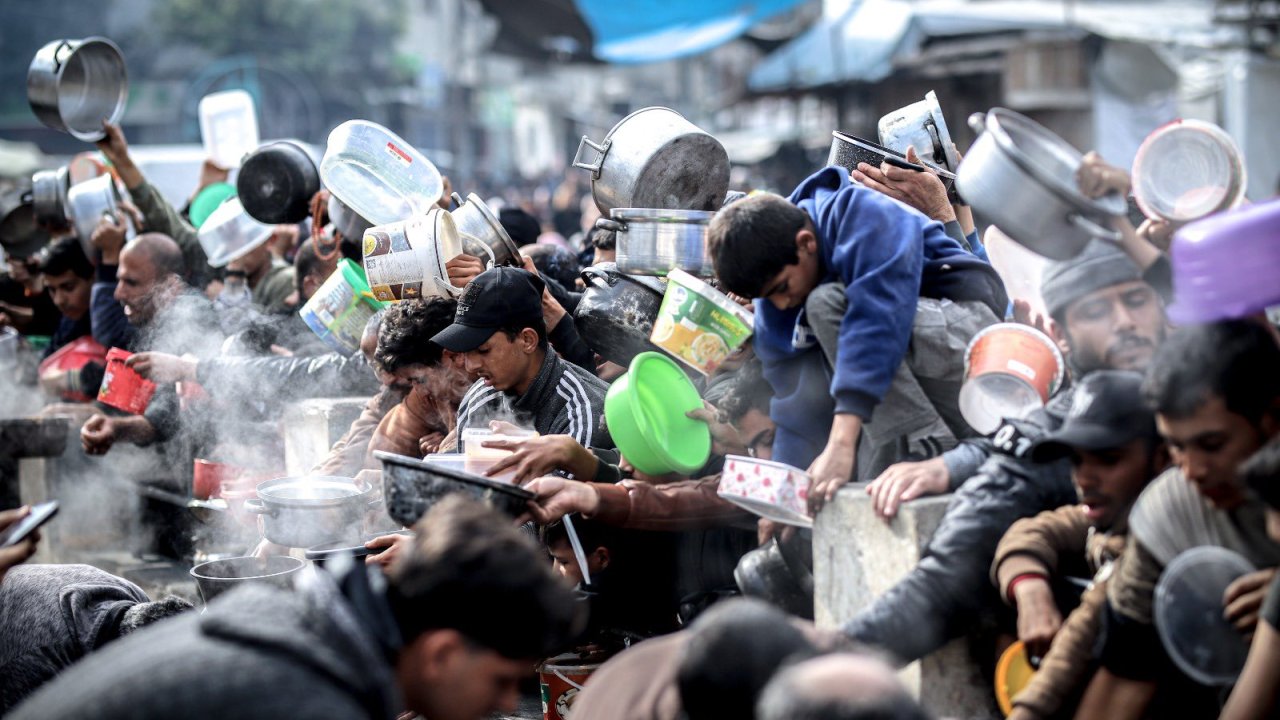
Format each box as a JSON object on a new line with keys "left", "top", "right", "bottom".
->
{"left": 708, "top": 166, "right": 1007, "bottom": 509}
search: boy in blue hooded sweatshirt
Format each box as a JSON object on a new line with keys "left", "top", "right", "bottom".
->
{"left": 709, "top": 166, "right": 1007, "bottom": 512}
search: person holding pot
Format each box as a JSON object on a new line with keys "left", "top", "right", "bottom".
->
{"left": 707, "top": 167, "right": 1009, "bottom": 511}
{"left": 9, "top": 496, "right": 582, "bottom": 720}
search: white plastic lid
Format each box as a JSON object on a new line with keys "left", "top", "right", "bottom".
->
{"left": 198, "top": 90, "right": 260, "bottom": 170}
{"left": 1155, "top": 546, "right": 1255, "bottom": 686}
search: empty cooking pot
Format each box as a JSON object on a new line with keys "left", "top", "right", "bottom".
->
{"left": 451, "top": 192, "right": 520, "bottom": 267}
{"left": 327, "top": 194, "right": 372, "bottom": 241}
{"left": 246, "top": 476, "right": 373, "bottom": 549}
{"left": 574, "top": 262, "right": 667, "bottom": 367}
{"left": 66, "top": 174, "right": 123, "bottom": 252}
{"left": 877, "top": 90, "right": 961, "bottom": 173}
{"left": 27, "top": 37, "right": 128, "bottom": 142}
{"left": 957, "top": 109, "right": 1125, "bottom": 260}
{"left": 828, "top": 131, "right": 959, "bottom": 202}
{"left": 0, "top": 189, "right": 50, "bottom": 259}
{"left": 574, "top": 107, "right": 730, "bottom": 215}
{"left": 31, "top": 166, "right": 71, "bottom": 229}
{"left": 599, "top": 208, "right": 714, "bottom": 278}
{"left": 189, "top": 555, "right": 305, "bottom": 604}
{"left": 237, "top": 142, "right": 320, "bottom": 224}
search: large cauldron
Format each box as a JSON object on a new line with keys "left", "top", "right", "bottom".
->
{"left": 573, "top": 263, "right": 667, "bottom": 367}
{"left": 375, "top": 451, "right": 532, "bottom": 528}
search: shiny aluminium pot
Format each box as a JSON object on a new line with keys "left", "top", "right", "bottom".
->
{"left": 573, "top": 107, "right": 730, "bottom": 215}
{"left": 327, "top": 194, "right": 372, "bottom": 241}
{"left": 246, "top": 476, "right": 372, "bottom": 549}
{"left": 957, "top": 109, "right": 1125, "bottom": 261}
{"left": 877, "top": 90, "right": 961, "bottom": 173}
{"left": 597, "top": 208, "right": 714, "bottom": 278}
{"left": 450, "top": 192, "right": 520, "bottom": 267}
{"left": 66, "top": 174, "right": 124, "bottom": 255}
{"left": 32, "top": 166, "right": 71, "bottom": 229}
{"left": 27, "top": 37, "right": 128, "bottom": 142}
{"left": 574, "top": 262, "right": 667, "bottom": 367}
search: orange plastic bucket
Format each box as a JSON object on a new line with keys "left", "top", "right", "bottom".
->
{"left": 959, "top": 323, "right": 1063, "bottom": 434}
{"left": 97, "top": 347, "right": 157, "bottom": 415}
{"left": 538, "top": 653, "right": 604, "bottom": 720}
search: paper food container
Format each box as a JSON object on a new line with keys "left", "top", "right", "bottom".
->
{"left": 718, "top": 454, "right": 813, "bottom": 528}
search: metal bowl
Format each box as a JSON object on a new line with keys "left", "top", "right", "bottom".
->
{"left": 375, "top": 450, "right": 534, "bottom": 528}
{"left": 189, "top": 555, "right": 305, "bottom": 604}
{"left": 27, "top": 38, "right": 128, "bottom": 142}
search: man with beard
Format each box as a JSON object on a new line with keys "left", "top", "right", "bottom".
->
{"left": 1074, "top": 320, "right": 1280, "bottom": 719}
{"left": 840, "top": 240, "right": 1170, "bottom": 665}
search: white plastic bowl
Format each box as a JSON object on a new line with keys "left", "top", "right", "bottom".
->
{"left": 320, "top": 120, "right": 443, "bottom": 226}
{"left": 1132, "top": 119, "right": 1245, "bottom": 224}
{"left": 197, "top": 196, "right": 274, "bottom": 267}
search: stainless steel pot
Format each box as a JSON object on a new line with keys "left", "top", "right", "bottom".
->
{"left": 327, "top": 194, "right": 372, "bottom": 241}
{"left": 27, "top": 37, "right": 128, "bottom": 142}
{"left": 246, "top": 476, "right": 372, "bottom": 548}
{"left": 574, "top": 262, "right": 667, "bottom": 367}
{"left": 574, "top": 107, "right": 730, "bottom": 215}
{"left": 877, "top": 91, "right": 961, "bottom": 173}
{"left": 32, "top": 166, "right": 71, "bottom": 229}
{"left": 450, "top": 192, "right": 520, "bottom": 267}
{"left": 66, "top": 174, "right": 122, "bottom": 252}
{"left": 189, "top": 555, "right": 304, "bottom": 604}
{"left": 598, "top": 208, "right": 714, "bottom": 278}
{"left": 957, "top": 109, "right": 1124, "bottom": 260}
{"left": 828, "top": 132, "right": 959, "bottom": 202}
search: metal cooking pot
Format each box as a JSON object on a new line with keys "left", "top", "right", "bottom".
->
{"left": 189, "top": 555, "right": 305, "bottom": 604}
{"left": 375, "top": 450, "right": 533, "bottom": 528}
{"left": 327, "top": 194, "right": 372, "bottom": 241}
{"left": 957, "top": 109, "right": 1124, "bottom": 261}
{"left": 828, "top": 132, "right": 959, "bottom": 202}
{"left": 574, "top": 107, "right": 730, "bottom": 215}
{"left": 237, "top": 142, "right": 320, "bottom": 224}
{"left": 27, "top": 37, "right": 128, "bottom": 142}
{"left": 67, "top": 174, "right": 123, "bottom": 253}
{"left": 450, "top": 191, "right": 520, "bottom": 267}
{"left": 246, "top": 476, "right": 372, "bottom": 549}
{"left": 734, "top": 537, "right": 812, "bottom": 618}
{"left": 32, "top": 166, "right": 71, "bottom": 229}
{"left": 877, "top": 90, "right": 961, "bottom": 173}
{"left": 574, "top": 262, "right": 667, "bottom": 367}
{"left": 598, "top": 208, "right": 714, "bottom": 278}
{"left": 0, "top": 189, "right": 49, "bottom": 259}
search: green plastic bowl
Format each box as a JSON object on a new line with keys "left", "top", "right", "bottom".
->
{"left": 188, "top": 182, "right": 237, "bottom": 229}
{"left": 605, "top": 351, "right": 711, "bottom": 475}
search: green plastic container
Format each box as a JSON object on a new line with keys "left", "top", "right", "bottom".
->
{"left": 605, "top": 351, "right": 711, "bottom": 476}
{"left": 299, "top": 258, "right": 386, "bottom": 354}
{"left": 188, "top": 182, "right": 237, "bottom": 229}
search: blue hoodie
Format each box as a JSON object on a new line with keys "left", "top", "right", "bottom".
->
{"left": 760, "top": 167, "right": 1007, "bottom": 468}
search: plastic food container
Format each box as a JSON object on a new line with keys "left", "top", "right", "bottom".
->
{"left": 1132, "top": 119, "right": 1245, "bottom": 224}
{"left": 1167, "top": 199, "right": 1280, "bottom": 325}
{"left": 1155, "top": 546, "right": 1255, "bottom": 686}
{"left": 362, "top": 208, "right": 462, "bottom": 302}
{"left": 718, "top": 455, "right": 813, "bottom": 528}
{"left": 299, "top": 259, "right": 387, "bottom": 354}
{"left": 37, "top": 335, "right": 107, "bottom": 402}
{"left": 423, "top": 452, "right": 518, "bottom": 485}
{"left": 538, "top": 650, "right": 610, "bottom": 720}
{"left": 198, "top": 90, "right": 259, "bottom": 170}
{"left": 958, "top": 323, "right": 1064, "bottom": 435}
{"left": 98, "top": 347, "right": 157, "bottom": 415}
{"left": 649, "top": 269, "right": 753, "bottom": 376}
{"left": 319, "top": 120, "right": 443, "bottom": 226}
{"left": 995, "top": 641, "right": 1037, "bottom": 716}
{"left": 604, "top": 351, "right": 711, "bottom": 476}
{"left": 197, "top": 196, "right": 275, "bottom": 267}
{"left": 460, "top": 427, "right": 537, "bottom": 462}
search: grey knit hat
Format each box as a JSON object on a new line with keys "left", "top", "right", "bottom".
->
{"left": 1040, "top": 240, "right": 1142, "bottom": 318}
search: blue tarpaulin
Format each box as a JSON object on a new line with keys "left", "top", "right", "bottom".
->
{"left": 572, "top": 0, "right": 810, "bottom": 64}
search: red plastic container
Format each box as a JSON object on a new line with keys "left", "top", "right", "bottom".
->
{"left": 38, "top": 336, "right": 108, "bottom": 402}
{"left": 97, "top": 347, "right": 157, "bottom": 415}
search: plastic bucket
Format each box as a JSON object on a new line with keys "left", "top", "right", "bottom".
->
{"left": 538, "top": 654, "right": 604, "bottom": 720}
{"left": 193, "top": 458, "right": 242, "bottom": 501}
{"left": 362, "top": 208, "right": 462, "bottom": 302}
{"left": 958, "top": 324, "right": 1063, "bottom": 434}
{"left": 300, "top": 259, "right": 386, "bottom": 354}
{"left": 97, "top": 347, "right": 157, "bottom": 415}
{"left": 38, "top": 336, "right": 108, "bottom": 402}
{"left": 604, "top": 351, "right": 711, "bottom": 476}
{"left": 649, "top": 269, "right": 752, "bottom": 376}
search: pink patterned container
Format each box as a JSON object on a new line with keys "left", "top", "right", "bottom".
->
{"left": 718, "top": 455, "right": 813, "bottom": 528}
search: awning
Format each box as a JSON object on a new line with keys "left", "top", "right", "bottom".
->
{"left": 573, "top": 0, "right": 810, "bottom": 64}
{"left": 749, "top": 0, "right": 1229, "bottom": 92}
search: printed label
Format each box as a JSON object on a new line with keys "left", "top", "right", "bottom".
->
{"left": 385, "top": 142, "right": 412, "bottom": 166}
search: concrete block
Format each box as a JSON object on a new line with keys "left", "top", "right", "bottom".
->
{"left": 814, "top": 484, "right": 998, "bottom": 719}
{"left": 282, "top": 397, "right": 370, "bottom": 476}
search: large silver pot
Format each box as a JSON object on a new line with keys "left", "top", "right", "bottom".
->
{"left": 66, "top": 174, "right": 122, "bottom": 253}
{"left": 597, "top": 208, "right": 714, "bottom": 278}
{"left": 327, "top": 194, "right": 372, "bottom": 241}
{"left": 877, "top": 90, "right": 961, "bottom": 173}
{"left": 27, "top": 37, "right": 128, "bottom": 142}
{"left": 574, "top": 107, "right": 730, "bottom": 215}
{"left": 246, "top": 476, "right": 372, "bottom": 549}
{"left": 450, "top": 192, "right": 520, "bottom": 267}
{"left": 32, "top": 166, "right": 71, "bottom": 229}
{"left": 957, "top": 109, "right": 1124, "bottom": 261}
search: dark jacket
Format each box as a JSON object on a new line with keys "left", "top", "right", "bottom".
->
{"left": 195, "top": 350, "right": 380, "bottom": 405}
{"left": 44, "top": 313, "right": 93, "bottom": 357}
{"left": 11, "top": 570, "right": 400, "bottom": 720}
{"left": 762, "top": 166, "right": 1007, "bottom": 468}
{"left": 841, "top": 390, "right": 1078, "bottom": 663}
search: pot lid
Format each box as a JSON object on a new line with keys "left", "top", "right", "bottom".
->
{"left": 1154, "top": 546, "right": 1254, "bottom": 686}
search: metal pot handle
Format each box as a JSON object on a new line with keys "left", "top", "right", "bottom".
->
{"left": 1068, "top": 212, "right": 1122, "bottom": 242}
{"left": 450, "top": 191, "right": 464, "bottom": 209}
{"left": 580, "top": 265, "right": 614, "bottom": 290}
{"left": 594, "top": 217, "right": 626, "bottom": 233}
{"left": 967, "top": 112, "right": 987, "bottom": 135}
{"left": 573, "top": 137, "right": 612, "bottom": 178}
{"left": 244, "top": 498, "right": 276, "bottom": 517}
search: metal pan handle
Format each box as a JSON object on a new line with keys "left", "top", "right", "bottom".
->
{"left": 594, "top": 217, "right": 625, "bottom": 233}
{"left": 573, "top": 137, "right": 612, "bottom": 177}
{"left": 243, "top": 498, "right": 276, "bottom": 517}
{"left": 52, "top": 40, "right": 74, "bottom": 74}
{"left": 1068, "top": 212, "right": 1122, "bottom": 242}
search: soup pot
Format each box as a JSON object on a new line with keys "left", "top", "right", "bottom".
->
{"left": 573, "top": 262, "right": 667, "bottom": 367}
{"left": 957, "top": 109, "right": 1124, "bottom": 260}
{"left": 237, "top": 141, "right": 320, "bottom": 224}
{"left": 598, "top": 208, "right": 714, "bottom": 278}
{"left": 450, "top": 192, "right": 520, "bottom": 267}
{"left": 574, "top": 107, "right": 729, "bottom": 215}
{"left": 246, "top": 476, "right": 372, "bottom": 548}
{"left": 32, "top": 166, "right": 71, "bottom": 229}
{"left": 27, "top": 37, "right": 128, "bottom": 142}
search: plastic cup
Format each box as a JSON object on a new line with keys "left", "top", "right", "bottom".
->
{"left": 649, "top": 269, "right": 753, "bottom": 376}
{"left": 97, "top": 347, "right": 157, "bottom": 415}
{"left": 604, "top": 351, "right": 711, "bottom": 476}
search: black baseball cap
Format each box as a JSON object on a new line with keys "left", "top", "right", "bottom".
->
{"left": 1031, "top": 370, "right": 1157, "bottom": 463}
{"left": 431, "top": 266, "right": 545, "bottom": 352}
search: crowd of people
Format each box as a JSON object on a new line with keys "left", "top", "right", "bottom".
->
{"left": 0, "top": 104, "right": 1278, "bottom": 720}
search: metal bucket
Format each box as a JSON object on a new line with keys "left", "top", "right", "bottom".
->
{"left": 27, "top": 37, "right": 128, "bottom": 142}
